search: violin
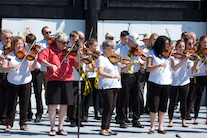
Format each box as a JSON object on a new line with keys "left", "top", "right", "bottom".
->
{"left": 16, "top": 49, "right": 36, "bottom": 61}
{"left": 62, "top": 47, "right": 78, "bottom": 57}
{"left": 31, "top": 45, "right": 42, "bottom": 54}
{"left": 4, "top": 44, "right": 12, "bottom": 55}
{"left": 162, "top": 45, "right": 174, "bottom": 58}
{"left": 131, "top": 46, "right": 148, "bottom": 60}
{"left": 203, "top": 48, "right": 207, "bottom": 55}
{"left": 172, "top": 50, "right": 198, "bottom": 61}
{"left": 109, "top": 53, "right": 131, "bottom": 65}
{"left": 4, "top": 57, "right": 11, "bottom": 61}
{"left": 48, "top": 37, "right": 55, "bottom": 45}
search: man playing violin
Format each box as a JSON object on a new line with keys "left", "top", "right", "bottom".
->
{"left": 115, "top": 33, "right": 145, "bottom": 128}
{"left": 0, "top": 29, "right": 12, "bottom": 125}
{"left": 36, "top": 26, "right": 52, "bottom": 115}
{"left": 25, "top": 33, "right": 44, "bottom": 123}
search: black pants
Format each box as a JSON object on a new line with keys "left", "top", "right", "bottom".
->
{"left": 67, "top": 81, "right": 84, "bottom": 123}
{"left": 100, "top": 88, "right": 118, "bottom": 129}
{"left": 118, "top": 72, "right": 140, "bottom": 123}
{"left": 138, "top": 71, "right": 147, "bottom": 114}
{"left": 168, "top": 84, "right": 189, "bottom": 119}
{"left": 6, "top": 82, "right": 30, "bottom": 127}
{"left": 186, "top": 78, "right": 196, "bottom": 116}
{"left": 82, "top": 78, "right": 99, "bottom": 118}
{"left": 194, "top": 76, "right": 207, "bottom": 118}
{"left": 31, "top": 69, "right": 43, "bottom": 118}
{"left": 149, "top": 81, "right": 170, "bottom": 113}
{"left": 0, "top": 74, "right": 8, "bottom": 122}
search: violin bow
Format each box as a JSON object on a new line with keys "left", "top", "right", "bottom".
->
{"left": 162, "top": 48, "right": 174, "bottom": 73}
{"left": 17, "top": 40, "right": 36, "bottom": 70}
{"left": 88, "top": 27, "right": 93, "bottom": 40}
{"left": 165, "top": 28, "right": 172, "bottom": 41}
{"left": 50, "top": 43, "right": 76, "bottom": 77}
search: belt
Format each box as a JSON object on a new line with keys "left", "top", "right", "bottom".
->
{"left": 0, "top": 72, "right": 7, "bottom": 75}
{"left": 123, "top": 72, "right": 139, "bottom": 76}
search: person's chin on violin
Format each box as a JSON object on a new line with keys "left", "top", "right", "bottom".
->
{"left": 2, "top": 36, "right": 37, "bottom": 132}
{"left": 37, "top": 32, "right": 79, "bottom": 136}
{"left": 97, "top": 40, "right": 121, "bottom": 136}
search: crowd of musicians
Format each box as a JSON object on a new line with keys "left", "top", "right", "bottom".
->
{"left": 0, "top": 26, "right": 206, "bottom": 136}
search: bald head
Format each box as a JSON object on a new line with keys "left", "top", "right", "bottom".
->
{"left": 77, "top": 31, "right": 85, "bottom": 42}
{"left": 190, "top": 32, "right": 197, "bottom": 44}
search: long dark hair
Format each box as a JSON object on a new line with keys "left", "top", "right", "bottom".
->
{"left": 153, "top": 36, "right": 170, "bottom": 58}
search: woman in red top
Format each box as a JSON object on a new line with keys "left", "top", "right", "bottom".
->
{"left": 37, "top": 32, "right": 79, "bottom": 136}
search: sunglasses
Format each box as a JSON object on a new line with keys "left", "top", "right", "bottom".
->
{"left": 45, "top": 31, "right": 51, "bottom": 34}
{"left": 188, "top": 43, "right": 193, "bottom": 45}
{"left": 58, "top": 41, "right": 69, "bottom": 45}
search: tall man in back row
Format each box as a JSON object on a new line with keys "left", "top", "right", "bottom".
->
{"left": 115, "top": 33, "right": 145, "bottom": 128}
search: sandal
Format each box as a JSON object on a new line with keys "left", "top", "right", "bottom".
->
{"left": 158, "top": 129, "right": 167, "bottom": 134}
{"left": 49, "top": 129, "right": 56, "bottom": 136}
{"left": 108, "top": 130, "right": 117, "bottom": 135}
{"left": 20, "top": 125, "right": 29, "bottom": 131}
{"left": 4, "top": 125, "right": 11, "bottom": 132}
{"left": 99, "top": 131, "right": 111, "bottom": 136}
{"left": 57, "top": 130, "right": 68, "bottom": 136}
{"left": 148, "top": 130, "right": 154, "bottom": 134}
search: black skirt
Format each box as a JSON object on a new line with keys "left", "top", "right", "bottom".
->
{"left": 46, "top": 81, "right": 74, "bottom": 105}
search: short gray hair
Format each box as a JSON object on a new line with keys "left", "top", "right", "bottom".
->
{"left": 1, "top": 29, "right": 13, "bottom": 37}
{"left": 102, "top": 40, "right": 115, "bottom": 50}
{"left": 54, "top": 32, "right": 68, "bottom": 42}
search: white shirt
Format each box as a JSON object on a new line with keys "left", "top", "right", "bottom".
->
{"left": 25, "top": 44, "right": 41, "bottom": 70}
{"left": 193, "top": 54, "right": 207, "bottom": 77}
{"left": 147, "top": 49, "right": 173, "bottom": 85}
{"left": 187, "top": 60, "right": 194, "bottom": 78}
{"left": 5, "top": 52, "right": 32, "bottom": 85}
{"left": 96, "top": 54, "right": 121, "bottom": 89}
{"left": 0, "top": 42, "right": 6, "bottom": 73}
{"left": 72, "top": 61, "right": 86, "bottom": 81}
{"left": 115, "top": 44, "right": 146, "bottom": 74}
{"left": 115, "top": 43, "right": 128, "bottom": 51}
{"left": 36, "top": 39, "right": 49, "bottom": 72}
{"left": 171, "top": 58, "right": 191, "bottom": 86}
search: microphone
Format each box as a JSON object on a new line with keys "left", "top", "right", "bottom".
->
{"left": 175, "top": 134, "right": 181, "bottom": 138}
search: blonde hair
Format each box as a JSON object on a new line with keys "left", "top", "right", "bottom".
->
{"left": 146, "top": 33, "right": 158, "bottom": 49}
{"left": 102, "top": 40, "right": 116, "bottom": 50}
{"left": 11, "top": 36, "right": 25, "bottom": 51}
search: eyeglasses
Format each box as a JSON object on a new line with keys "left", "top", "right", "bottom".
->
{"left": 4, "top": 37, "right": 12, "bottom": 40}
{"left": 45, "top": 31, "right": 51, "bottom": 34}
{"left": 58, "top": 41, "right": 68, "bottom": 45}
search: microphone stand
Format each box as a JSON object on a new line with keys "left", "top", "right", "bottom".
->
{"left": 77, "top": 43, "right": 81, "bottom": 138}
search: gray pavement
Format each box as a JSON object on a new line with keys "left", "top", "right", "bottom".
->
{"left": 0, "top": 88, "right": 207, "bottom": 138}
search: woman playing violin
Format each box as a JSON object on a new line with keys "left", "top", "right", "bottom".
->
{"left": 97, "top": 40, "right": 121, "bottom": 136}
{"left": 37, "top": 32, "right": 79, "bottom": 136}
{"left": 168, "top": 39, "right": 193, "bottom": 127}
{"left": 83, "top": 38, "right": 101, "bottom": 121}
{"left": 2, "top": 36, "right": 37, "bottom": 132}
{"left": 183, "top": 35, "right": 197, "bottom": 120}
{"left": 146, "top": 36, "right": 190, "bottom": 134}
{"left": 191, "top": 35, "right": 207, "bottom": 125}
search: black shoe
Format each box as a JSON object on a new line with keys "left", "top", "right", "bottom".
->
{"left": 186, "top": 115, "right": 192, "bottom": 120}
{"left": 94, "top": 116, "right": 101, "bottom": 120}
{"left": 0, "top": 120, "right": 6, "bottom": 125}
{"left": 115, "top": 119, "right": 120, "bottom": 124}
{"left": 77, "top": 122, "right": 84, "bottom": 127}
{"left": 125, "top": 118, "right": 131, "bottom": 123}
{"left": 120, "top": 122, "right": 127, "bottom": 128}
{"left": 82, "top": 117, "right": 88, "bottom": 122}
{"left": 65, "top": 117, "right": 70, "bottom": 122}
{"left": 27, "top": 114, "right": 33, "bottom": 121}
{"left": 70, "top": 122, "right": 76, "bottom": 127}
{"left": 129, "top": 114, "right": 133, "bottom": 118}
{"left": 34, "top": 117, "right": 42, "bottom": 122}
{"left": 132, "top": 121, "right": 144, "bottom": 128}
